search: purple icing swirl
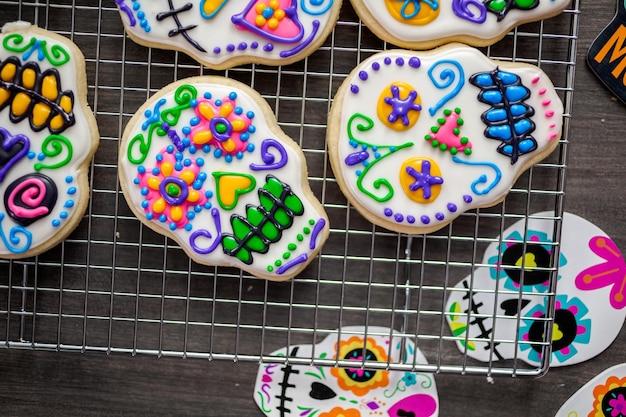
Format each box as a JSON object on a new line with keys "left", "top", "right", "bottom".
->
{"left": 452, "top": 0, "right": 487, "bottom": 23}
{"left": 249, "top": 138, "right": 288, "bottom": 171}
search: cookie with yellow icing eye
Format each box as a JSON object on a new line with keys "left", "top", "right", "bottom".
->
{"left": 350, "top": 0, "right": 570, "bottom": 49}
{"left": 0, "top": 22, "right": 100, "bottom": 258}
{"left": 118, "top": 76, "right": 329, "bottom": 281}
{"left": 115, "top": 0, "right": 341, "bottom": 69}
{"left": 327, "top": 44, "right": 563, "bottom": 235}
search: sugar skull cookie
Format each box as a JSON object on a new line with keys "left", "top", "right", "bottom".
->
{"left": 118, "top": 76, "right": 329, "bottom": 280}
{"left": 350, "top": 0, "right": 570, "bottom": 49}
{"left": 556, "top": 364, "right": 626, "bottom": 417}
{"left": 445, "top": 212, "right": 626, "bottom": 367}
{"left": 115, "top": 0, "right": 341, "bottom": 69}
{"left": 0, "top": 22, "right": 100, "bottom": 258}
{"left": 327, "top": 44, "right": 563, "bottom": 235}
{"left": 254, "top": 326, "right": 439, "bottom": 417}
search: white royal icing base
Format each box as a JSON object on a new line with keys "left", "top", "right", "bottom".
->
{"left": 355, "top": 0, "right": 570, "bottom": 48}
{"left": 119, "top": 77, "right": 329, "bottom": 280}
{"left": 329, "top": 45, "right": 563, "bottom": 234}
{"left": 115, "top": 0, "right": 341, "bottom": 69}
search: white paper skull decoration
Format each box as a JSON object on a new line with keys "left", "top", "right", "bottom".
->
{"left": 555, "top": 363, "right": 626, "bottom": 417}
{"left": 254, "top": 326, "right": 439, "bottom": 417}
{"left": 445, "top": 211, "right": 626, "bottom": 367}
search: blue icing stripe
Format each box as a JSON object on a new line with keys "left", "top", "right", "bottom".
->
{"left": 496, "top": 71, "right": 518, "bottom": 85}
{"left": 505, "top": 86, "right": 528, "bottom": 101}
{"left": 510, "top": 104, "right": 529, "bottom": 116}
{"left": 485, "top": 108, "right": 507, "bottom": 122}
{"left": 482, "top": 90, "right": 503, "bottom": 104}
{"left": 472, "top": 73, "right": 494, "bottom": 87}
{"left": 487, "top": 125, "right": 512, "bottom": 139}
{"left": 514, "top": 119, "right": 533, "bottom": 135}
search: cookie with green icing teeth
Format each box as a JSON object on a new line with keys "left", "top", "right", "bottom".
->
{"left": 327, "top": 44, "right": 563, "bottom": 235}
{"left": 0, "top": 22, "right": 100, "bottom": 258}
{"left": 115, "top": 0, "right": 342, "bottom": 70}
{"left": 350, "top": 0, "right": 570, "bottom": 50}
{"left": 118, "top": 76, "right": 329, "bottom": 281}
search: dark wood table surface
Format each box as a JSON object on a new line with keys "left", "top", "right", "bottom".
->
{"left": 1, "top": 0, "right": 625, "bottom": 415}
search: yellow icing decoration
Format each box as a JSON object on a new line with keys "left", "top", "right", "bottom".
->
{"left": 202, "top": 0, "right": 227, "bottom": 15}
{"left": 147, "top": 177, "right": 161, "bottom": 191}
{"left": 256, "top": 15, "right": 266, "bottom": 27}
{"left": 552, "top": 323, "right": 563, "bottom": 341}
{"left": 0, "top": 89, "right": 11, "bottom": 107}
{"left": 11, "top": 92, "right": 30, "bottom": 116}
{"left": 187, "top": 189, "right": 201, "bottom": 203}
{"left": 384, "top": 0, "right": 440, "bottom": 25}
{"left": 268, "top": 18, "right": 279, "bottom": 29}
{"left": 32, "top": 102, "right": 52, "bottom": 127}
{"left": 231, "top": 119, "right": 246, "bottom": 131}
{"left": 219, "top": 102, "right": 233, "bottom": 117}
{"left": 161, "top": 161, "right": 174, "bottom": 177}
{"left": 21, "top": 68, "right": 36, "bottom": 89}
{"left": 170, "top": 206, "right": 183, "bottom": 222}
{"left": 198, "top": 102, "right": 215, "bottom": 119}
{"left": 399, "top": 157, "right": 443, "bottom": 204}
{"left": 41, "top": 74, "right": 59, "bottom": 100}
{"left": 213, "top": 172, "right": 257, "bottom": 210}
{"left": 223, "top": 139, "right": 236, "bottom": 152}
{"left": 153, "top": 197, "right": 166, "bottom": 213}
{"left": 1, "top": 62, "right": 16, "bottom": 81}
{"left": 376, "top": 81, "right": 422, "bottom": 131}
{"left": 193, "top": 130, "right": 213, "bottom": 145}
{"left": 179, "top": 170, "right": 196, "bottom": 184}
{"left": 59, "top": 95, "right": 73, "bottom": 112}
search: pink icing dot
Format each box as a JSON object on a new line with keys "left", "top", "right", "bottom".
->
{"left": 542, "top": 99, "right": 551, "bottom": 106}
{"left": 545, "top": 110, "right": 554, "bottom": 117}
{"left": 538, "top": 88, "right": 547, "bottom": 95}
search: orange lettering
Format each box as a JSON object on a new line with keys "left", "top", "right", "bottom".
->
{"left": 594, "top": 24, "right": 626, "bottom": 85}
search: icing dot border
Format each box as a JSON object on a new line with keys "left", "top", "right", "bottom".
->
{"left": 350, "top": 55, "right": 421, "bottom": 95}
{"left": 382, "top": 196, "right": 471, "bottom": 226}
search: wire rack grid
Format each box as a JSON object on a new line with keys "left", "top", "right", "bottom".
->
{"left": 0, "top": 0, "right": 579, "bottom": 377}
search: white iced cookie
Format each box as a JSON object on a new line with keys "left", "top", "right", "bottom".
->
{"left": 327, "top": 44, "right": 563, "bottom": 235}
{"left": 350, "top": 0, "right": 570, "bottom": 49}
{"left": 118, "top": 76, "right": 329, "bottom": 281}
{"left": 0, "top": 22, "right": 100, "bottom": 258}
{"left": 254, "top": 326, "right": 439, "bottom": 417}
{"left": 115, "top": 0, "right": 341, "bottom": 69}
{"left": 446, "top": 212, "right": 626, "bottom": 367}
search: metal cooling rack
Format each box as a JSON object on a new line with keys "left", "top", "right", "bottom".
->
{"left": 0, "top": 0, "right": 578, "bottom": 377}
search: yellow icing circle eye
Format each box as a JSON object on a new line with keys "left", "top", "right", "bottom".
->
{"left": 376, "top": 82, "right": 422, "bottom": 131}
{"left": 384, "top": 0, "right": 440, "bottom": 25}
{"left": 399, "top": 157, "right": 443, "bottom": 204}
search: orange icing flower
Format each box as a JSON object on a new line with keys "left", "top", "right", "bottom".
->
{"left": 590, "top": 376, "right": 626, "bottom": 417}
{"left": 330, "top": 336, "right": 390, "bottom": 396}
{"left": 254, "top": 0, "right": 286, "bottom": 29}
{"left": 319, "top": 407, "right": 361, "bottom": 417}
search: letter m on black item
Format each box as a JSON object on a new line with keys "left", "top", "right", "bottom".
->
{"left": 588, "top": 5, "right": 626, "bottom": 104}
{"left": 594, "top": 25, "right": 626, "bottom": 84}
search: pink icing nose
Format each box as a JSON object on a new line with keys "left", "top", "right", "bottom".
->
{"left": 387, "top": 393, "right": 437, "bottom": 417}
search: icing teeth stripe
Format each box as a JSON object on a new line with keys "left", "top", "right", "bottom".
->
{"left": 327, "top": 44, "right": 563, "bottom": 235}
{"left": 115, "top": 0, "right": 342, "bottom": 69}
{"left": 0, "top": 22, "right": 100, "bottom": 258}
{"left": 119, "top": 76, "right": 329, "bottom": 281}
